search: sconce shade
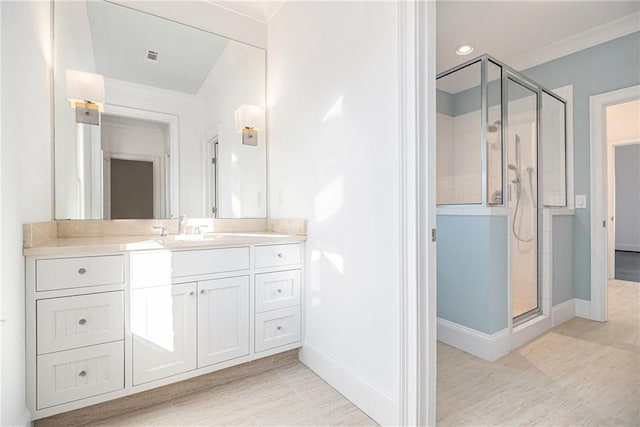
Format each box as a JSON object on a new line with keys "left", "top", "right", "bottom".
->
{"left": 234, "top": 104, "right": 264, "bottom": 133}
{"left": 66, "top": 69, "right": 105, "bottom": 111}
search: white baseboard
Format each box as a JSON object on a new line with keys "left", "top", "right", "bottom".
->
{"left": 511, "top": 315, "right": 552, "bottom": 350}
{"left": 575, "top": 298, "right": 592, "bottom": 319}
{"left": 552, "top": 299, "right": 576, "bottom": 327}
{"left": 615, "top": 244, "right": 640, "bottom": 252}
{"left": 299, "top": 342, "right": 398, "bottom": 426}
{"left": 437, "top": 318, "right": 510, "bottom": 362}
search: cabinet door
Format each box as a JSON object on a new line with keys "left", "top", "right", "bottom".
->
{"left": 132, "top": 283, "right": 197, "bottom": 385}
{"left": 197, "top": 276, "right": 249, "bottom": 367}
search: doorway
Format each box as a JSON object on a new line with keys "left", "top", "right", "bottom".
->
{"left": 101, "top": 114, "right": 169, "bottom": 219}
{"left": 590, "top": 86, "right": 640, "bottom": 321}
{"left": 109, "top": 158, "right": 154, "bottom": 219}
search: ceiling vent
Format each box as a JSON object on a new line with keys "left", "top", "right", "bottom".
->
{"left": 145, "top": 49, "right": 159, "bottom": 63}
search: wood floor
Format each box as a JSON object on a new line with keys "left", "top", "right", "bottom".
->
{"left": 615, "top": 250, "right": 640, "bottom": 282}
{"left": 437, "top": 279, "right": 640, "bottom": 426}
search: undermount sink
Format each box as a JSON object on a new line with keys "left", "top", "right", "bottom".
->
{"left": 169, "top": 233, "right": 222, "bottom": 241}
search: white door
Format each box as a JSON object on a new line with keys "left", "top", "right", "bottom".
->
{"left": 197, "top": 276, "right": 249, "bottom": 367}
{"left": 131, "top": 282, "right": 197, "bottom": 385}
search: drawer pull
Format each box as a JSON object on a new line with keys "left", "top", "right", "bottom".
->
{"left": 78, "top": 370, "right": 87, "bottom": 378}
{"left": 78, "top": 318, "right": 87, "bottom": 326}
{"left": 276, "top": 253, "right": 284, "bottom": 258}
{"left": 78, "top": 268, "right": 87, "bottom": 275}
{"left": 276, "top": 326, "right": 282, "bottom": 331}
{"left": 277, "top": 288, "right": 283, "bottom": 293}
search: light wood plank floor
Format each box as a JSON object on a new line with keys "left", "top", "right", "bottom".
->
{"left": 437, "top": 279, "right": 640, "bottom": 426}
{"left": 85, "top": 362, "right": 376, "bottom": 426}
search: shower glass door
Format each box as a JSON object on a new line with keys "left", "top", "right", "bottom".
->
{"left": 506, "top": 76, "right": 540, "bottom": 322}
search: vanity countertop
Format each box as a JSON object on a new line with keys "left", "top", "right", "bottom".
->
{"left": 24, "top": 232, "right": 307, "bottom": 257}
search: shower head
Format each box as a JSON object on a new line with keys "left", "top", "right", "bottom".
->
{"left": 487, "top": 120, "right": 501, "bottom": 133}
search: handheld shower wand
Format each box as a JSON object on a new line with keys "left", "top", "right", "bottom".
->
{"left": 510, "top": 134, "right": 532, "bottom": 243}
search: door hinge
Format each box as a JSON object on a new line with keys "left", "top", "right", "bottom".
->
{"left": 211, "top": 158, "right": 216, "bottom": 165}
{"left": 431, "top": 228, "right": 437, "bottom": 242}
{"left": 211, "top": 207, "right": 217, "bottom": 214}
{"left": 603, "top": 220, "right": 606, "bottom": 228}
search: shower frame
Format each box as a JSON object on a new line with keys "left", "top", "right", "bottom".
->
{"left": 436, "top": 54, "right": 568, "bottom": 325}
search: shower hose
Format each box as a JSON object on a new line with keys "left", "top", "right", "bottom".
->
{"left": 512, "top": 167, "right": 536, "bottom": 243}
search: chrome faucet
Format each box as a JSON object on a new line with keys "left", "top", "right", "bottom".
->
{"left": 179, "top": 215, "right": 188, "bottom": 235}
{"left": 152, "top": 226, "right": 168, "bottom": 237}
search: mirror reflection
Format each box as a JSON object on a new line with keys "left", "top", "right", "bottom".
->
{"left": 54, "top": 0, "right": 267, "bottom": 219}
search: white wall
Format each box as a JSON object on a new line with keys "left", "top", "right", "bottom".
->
{"left": 0, "top": 2, "right": 53, "bottom": 425}
{"left": 197, "top": 42, "right": 266, "bottom": 218}
{"left": 615, "top": 143, "right": 640, "bottom": 252}
{"left": 267, "top": 2, "right": 400, "bottom": 424}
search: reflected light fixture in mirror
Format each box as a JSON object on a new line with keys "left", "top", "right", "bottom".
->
{"left": 66, "top": 69, "right": 104, "bottom": 125}
{"left": 235, "top": 104, "right": 264, "bottom": 146}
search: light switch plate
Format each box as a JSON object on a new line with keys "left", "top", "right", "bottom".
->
{"left": 575, "top": 194, "right": 587, "bottom": 209}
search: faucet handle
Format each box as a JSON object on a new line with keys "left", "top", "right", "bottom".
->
{"left": 194, "top": 225, "right": 207, "bottom": 235}
{"left": 152, "top": 226, "right": 168, "bottom": 237}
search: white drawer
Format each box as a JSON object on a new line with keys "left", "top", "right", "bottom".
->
{"left": 254, "top": 244, "right": 301, "bottom": 269}
{"left": 130, "top": 248, "right": 250, "bottom": 287}
{"left": 255, "top": 270, "right": 301, "bottom": 313}
{"left": 255, "top": 307, "right": 301, "bottom": 352}
{"left": 37, "top": 291, "right": 124, "bottom": 355}
{"left": 37, "top": 341, "right": 124, "bottom": 409}
{"left": 36, "top": 255, "right": 124, "bottom": 292}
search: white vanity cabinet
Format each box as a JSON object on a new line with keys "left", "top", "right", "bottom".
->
{"left": 197, "top": 276, "right": 250, "bottom": 366}
{"left": 26, "top": 240, "right": 304, "bottom": 420}
{"left": 131, "top": 282, "right": 197, "bottom": 385}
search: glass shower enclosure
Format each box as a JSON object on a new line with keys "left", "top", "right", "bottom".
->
{"left": 436, "top": 55, "right": 567, "bottom": 324}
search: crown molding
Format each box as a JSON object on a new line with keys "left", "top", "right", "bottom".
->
{"left": 507, "top": 11, "right": 640, "bottom": 71}
{"left": 203, "top": 1, "right": 286, "bottom": 24}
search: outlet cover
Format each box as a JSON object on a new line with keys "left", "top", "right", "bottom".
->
{"left": 576, "top": 194, "right": 587, "bottom": 209}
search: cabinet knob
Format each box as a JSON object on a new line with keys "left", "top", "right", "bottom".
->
{"left": 277, "top": 288, "right": 283, "bottom": 294}
{"left": 276, "top": 326, "right": 282, "bottom": 331}
{"left": 78, "top": 318, "right": 87, "bottom": 326}
{"left": 78, "top": 268, "right": 87, "bottom": 275}
{"left": 276, "top": 253, "right": 283, "bottom": 258}
{"left": 200, "top": 289, "right": 206, "bottom": 295}
{"left": 189, "top": 291, "right": 195, "bottom": 296}
{"left": 78, "top": 370, "right": 87, "bottom": 378}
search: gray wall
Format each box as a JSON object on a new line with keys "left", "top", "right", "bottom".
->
{"left": 437, "top": 215, "right": 509, "bottom": 334}
{"left": 553, "top": 215, "right": 574, "bottom": 305}
{"left": 615, "top": 144, "right": 640, "bottom": 252}
{"left": 521, "top": 31, "right": 640, "bottom": 300}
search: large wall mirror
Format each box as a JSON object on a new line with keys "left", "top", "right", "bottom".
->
{"left": 54, "top": 0, "right": 267, "bottom": 220}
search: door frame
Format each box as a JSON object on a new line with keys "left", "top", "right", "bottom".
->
{"left": 607, "top": 139, "right": 640, "bottom": 278}
{"left": 589, "top": 84, "right": 640, "bottom": 322}
{"left": 398, "top": 0, "right": 436, "bottom": 425}
{"left": 103, "top": 104, "right": 180, "bottom": 218}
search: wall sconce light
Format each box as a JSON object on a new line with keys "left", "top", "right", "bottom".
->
{"left": 234, "top": 104, "right": 264, "bottom": 146}
{"left": 66, "top": 69, "right": 105, "bottom": 126}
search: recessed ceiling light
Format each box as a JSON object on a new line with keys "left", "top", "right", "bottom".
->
{"left": 455, "top": 44, "right": 474, "bottom": 56}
